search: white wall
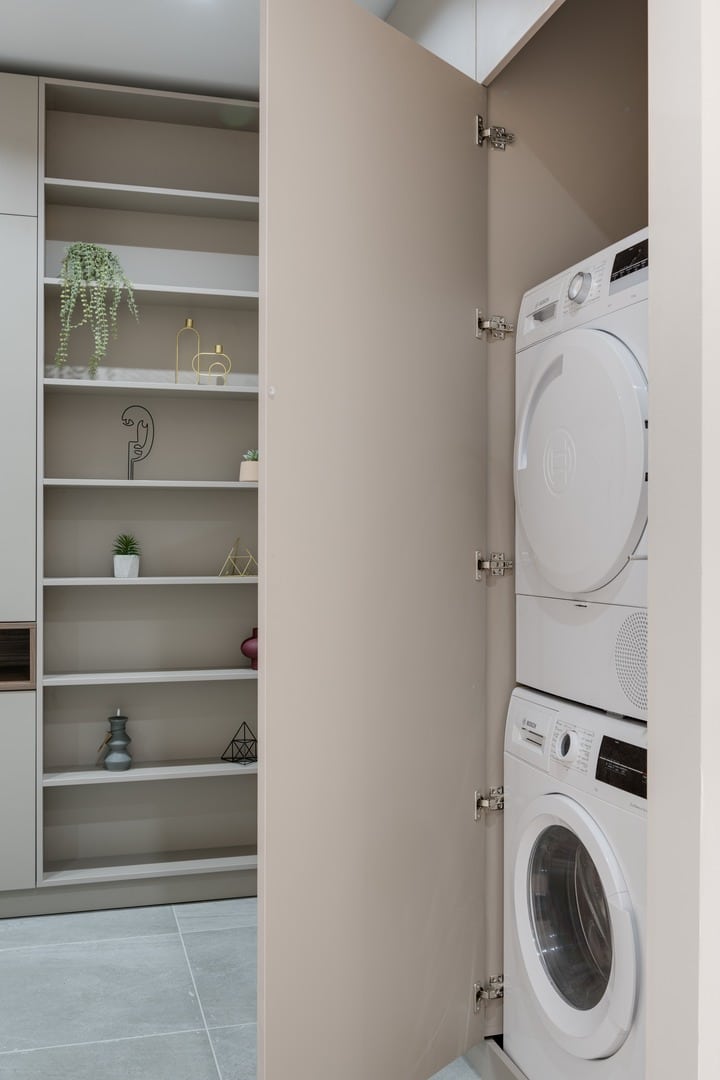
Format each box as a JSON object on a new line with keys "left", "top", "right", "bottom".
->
{"left": 387, "top": 0, "right": 568, "bottom": 84}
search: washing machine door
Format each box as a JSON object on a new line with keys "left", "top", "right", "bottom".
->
{"left": 515, "top": 328, "right": 648, "bottom": 594}
{"left": 513, "top": 793, "right": 638, "bottom": 1060}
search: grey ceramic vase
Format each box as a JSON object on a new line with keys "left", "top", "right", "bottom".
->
{"left": 104, "top": 713, "right": 132, "bottom": 771}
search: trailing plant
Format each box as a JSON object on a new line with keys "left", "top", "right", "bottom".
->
{"left": 55, "top": 243, "right": 139, "bottom": 377}
{"left": 112, "top": 533, "right": 141, "bottom": 556}
{"left": 243, "top": 449, "right": 259, "bottom": 461}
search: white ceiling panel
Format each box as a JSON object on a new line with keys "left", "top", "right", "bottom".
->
{"left": 0, "top": 0, "right": 396, "bottom": 99}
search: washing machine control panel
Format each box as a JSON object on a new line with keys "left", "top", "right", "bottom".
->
{"left": 551, "top": 720, "right": 594, "bottom": 773}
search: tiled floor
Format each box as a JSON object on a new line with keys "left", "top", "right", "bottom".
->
{"left": 0, "top": 900, "right": 479, "bottom": 1080}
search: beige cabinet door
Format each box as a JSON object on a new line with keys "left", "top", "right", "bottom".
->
{"left": 0, "top": 214, "right": 37, "bottom": 622}
{"left": 0, "top": 74, "right": 38, "bottom": 217}
{"left": 0, "top": 693, "right": 36, "bottom": 890}
{"left": 260, "top": 3, "right": 489, "bottom": 1077}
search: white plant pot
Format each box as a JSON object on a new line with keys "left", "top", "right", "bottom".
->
{"left": 239, "top": 460, "right": 259, "bottom": 482}
{"left": 113, "top": 555, "right": 140, "bottom": 579}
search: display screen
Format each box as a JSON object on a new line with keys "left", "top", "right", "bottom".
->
{"left": 610, "top": 239, "right": 649, "bottom": 282}
{"left": 595, "top": 736, "right": 647, "bottom": 799}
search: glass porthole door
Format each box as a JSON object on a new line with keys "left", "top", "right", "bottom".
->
{"left": 513, "top": 794, "right": 638, "bottom": 1060}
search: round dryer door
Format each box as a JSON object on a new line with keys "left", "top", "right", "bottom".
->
{"left": 515, "top": 328, "right": 647, "bottom": 594}
{"left": 513, "top": 793, "right": 638, "bottom": 1060}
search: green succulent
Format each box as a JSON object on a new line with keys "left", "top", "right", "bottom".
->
{"left": 55, "top": 242, "right": 139, "bottom": 377}
{"left": 112, "top": 533, "right": 141, "bottom": 556}
{"left": 243, "top": 449, "right": 259, "bottom": 461}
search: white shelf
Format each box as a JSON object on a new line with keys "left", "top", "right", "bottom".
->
{"left": 44, "top": 479, "right": 257, "bottom": 490}
{"left": 44, "top": 278, "right": 259, "bottom": 310}
{"left": 44, "top": 759, "right": 258, "bottom": 787}
{"left": 44, "top": 378, "right": 259, "bottom": 400}
{"left": 43, "top": 576, "right": 258, "bottom": 586}
{"left": 40, "top": 846, "right": 258, "bottom": 887}
{"left": 45, "top": 178, "right": 260, "bottom": 221}
{"left": 43, "top": 668, "right": 258, "bottom": 687}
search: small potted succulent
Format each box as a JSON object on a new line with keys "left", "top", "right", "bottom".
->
{"left": 239, "top": 448, "right": 259, "bottom": 483}
{"left": 112, "top": 533, "right": 141, "bottom": 578}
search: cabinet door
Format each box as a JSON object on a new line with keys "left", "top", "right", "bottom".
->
{"left": 261, "top": 3, "right": 489, "bottom": 1077}
{"left": 0, "top": 74, "right": 38, "bottom": 217}
{"left": 0, "top": 215, "right": 36, "bottom": 621}
{"left": 0, "top": 693, "right": 36, "bottom": 890}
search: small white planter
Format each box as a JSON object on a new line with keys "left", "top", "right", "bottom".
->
{"left": 113, "top": 555, "right": 140, "bottom": 579}
{"left": 239, "top": 460, "right": 259, "bottom": 482}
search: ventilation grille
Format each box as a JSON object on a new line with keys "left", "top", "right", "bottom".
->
{"left": 614, "top": 610, "right": 648, "bottom": 712}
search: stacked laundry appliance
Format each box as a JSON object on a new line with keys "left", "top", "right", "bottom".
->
{"left": 503, "top": 230, "right": 649, "bottom": 1080}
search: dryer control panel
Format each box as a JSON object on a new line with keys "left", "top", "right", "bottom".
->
{"left": 516, "top": 227, "right": 649, "bottom": 353}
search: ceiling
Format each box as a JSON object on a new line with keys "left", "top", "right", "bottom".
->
{"left": 0, "top": 0, "right": 397, "bottom": 100}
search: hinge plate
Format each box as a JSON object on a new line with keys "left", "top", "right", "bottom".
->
{"left": 474, "top": 975, "right": 505, "bottom": 1013}
{"left": 475, "top": 786, "right": 505, "bottom": 819}
{"left": 476, "top": 552, "right": 513, "bottom": 580}
{"left": 476, "top": 309, "right": 515, "bottom": 341}
{"left": 476, "top": 115, "right": 515, "bottom": 151}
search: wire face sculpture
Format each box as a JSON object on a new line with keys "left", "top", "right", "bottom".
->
{"left": 121, "top": 405, "right": 155, "bottom": 480}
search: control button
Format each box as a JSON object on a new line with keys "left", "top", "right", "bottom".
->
{"left": 558, "top": 730, "right": 580, "bottom": 764}
{"left": 568, "top": 271, "right": 592, "bottom": 304}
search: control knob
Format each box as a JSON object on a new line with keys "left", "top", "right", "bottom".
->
{"left": 558, "top": 730, "right": 579, "bottom": 764}
{"left": 568, "top": 271, "right": 592, "bottom": 304}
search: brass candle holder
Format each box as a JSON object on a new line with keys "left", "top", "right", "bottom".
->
{"left": 175, "top": 317, "right": 201, "bottom": 384}
{"left": 192, "top": 343, "right": 232, "bottom": 386}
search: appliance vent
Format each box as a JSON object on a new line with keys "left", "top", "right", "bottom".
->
{"left": 614, "top": 610, "right": 648, "bottom": 712}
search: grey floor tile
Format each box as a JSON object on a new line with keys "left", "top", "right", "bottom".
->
{"left": 0, "top": 1031, "right": 219, "bottom": 1080}
{"left": 183, "top": 927, "right": 256, "bottom": 1027}
{"left": 174, "top": 899, "right": 257, "bottom": 935}
{"left": 209, "top": 1024, "right": 256, "bottom": 1080}
{"left": 0, "top": 906, "right": 177, "bottom": 951}
{"left": 0, "top": 935, "right": 203, "bottom": 1053}
{"left": 430, "top": 1058, "right": 481, "bottom": 1080}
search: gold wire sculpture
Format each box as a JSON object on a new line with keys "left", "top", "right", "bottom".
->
{"left": 193, "top": 343, "right": 232, "bottom": 386}
{"left": 219, "top": 538, "right": 258, "bottom": 577}
{"left": 175, "top": 317, "right": 200, "bottom": 384}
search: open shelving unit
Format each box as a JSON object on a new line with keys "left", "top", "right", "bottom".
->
{"left": 37, "top": 78, "right": 260, "bottom": 890}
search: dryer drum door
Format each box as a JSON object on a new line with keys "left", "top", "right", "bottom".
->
{"left": 515, "top": 328, "right": 648, "bottom": 594}
{"left": 513, "top": 793, "right": 638, "bottom": 1060}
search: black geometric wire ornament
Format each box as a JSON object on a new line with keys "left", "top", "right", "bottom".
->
{"left": 221, "top": 721, "right": 258, "bottom": 763}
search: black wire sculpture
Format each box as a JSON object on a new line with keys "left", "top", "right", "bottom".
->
{"left": 121, "top": 405, "right": 155, "bottom": 480}
{"left": 222, "top": 722, "right": 258, "bottom": 764}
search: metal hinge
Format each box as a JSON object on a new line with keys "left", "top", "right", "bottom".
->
{"left": 476, "top": 115, "right": 515, "bottom": 151}
{"left": 476, "top": 552, "right": 514, "bottom": 580}
{"left": 474, "top": 975, "right": 505, "bottom": 1013}
{"left": 476, "top": 310, "right": 515, "bottom": 341}
{"left": 475, "top": 786, "right": 504, "bottom": 819}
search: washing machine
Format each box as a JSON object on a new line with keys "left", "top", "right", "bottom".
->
{"left": 514, "top": 229, "right": 648, "bottom": 719}
{"left": 503, "top": 688, "right": 646, "bottom": 1080}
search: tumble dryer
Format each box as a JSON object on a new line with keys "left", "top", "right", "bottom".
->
{"left": 504, "top": 688, "right": 647, "bottom": 1080}
{"left": 514, "top": 230, "right": 648, "bottom": 719}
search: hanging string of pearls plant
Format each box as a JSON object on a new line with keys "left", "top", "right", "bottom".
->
{"left": 54, "top": 242, "right": 139, "bottom": 377}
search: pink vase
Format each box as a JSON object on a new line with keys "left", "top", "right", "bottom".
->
{"left": 241, "top": 627, "right": 259, "bottom": 670}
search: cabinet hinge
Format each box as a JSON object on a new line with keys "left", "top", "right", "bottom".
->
{"left": 476, "top": 309, "right": 515, "bottom": 341}
{"left": 475, "top": 552, "right": 513, "bottom": 580}
{"left": 476, "top": 115, "right": 515, "bottom": 151}
{"left": 475, "top": 786, "right": 505, "bottom": 819}
{"left": 474, "top": 975, "right": 505, "bottom": 1013}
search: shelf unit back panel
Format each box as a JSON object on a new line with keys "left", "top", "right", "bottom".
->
{"left": 46, "top": 205, "right": 258, "bottom": 257}
{"left": 44, "top": 487, "right": 257, "bottom": 578}
{"left": 46, "top": 111, "right": 259, "bottom": 197}
{"left": 44, "top": 775, "right": 257, "bottom": 864}
{"left": 43, "top": 299, "right": 258, "bottom": 376}
{"left": 44, "top": 394, "right": 258, "bottom": 481}
{"left": 43, "top": 586, "right": 257, "bottom": 675}
{"left": 43, "top": 681, "right": 257, "bottom": 769}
